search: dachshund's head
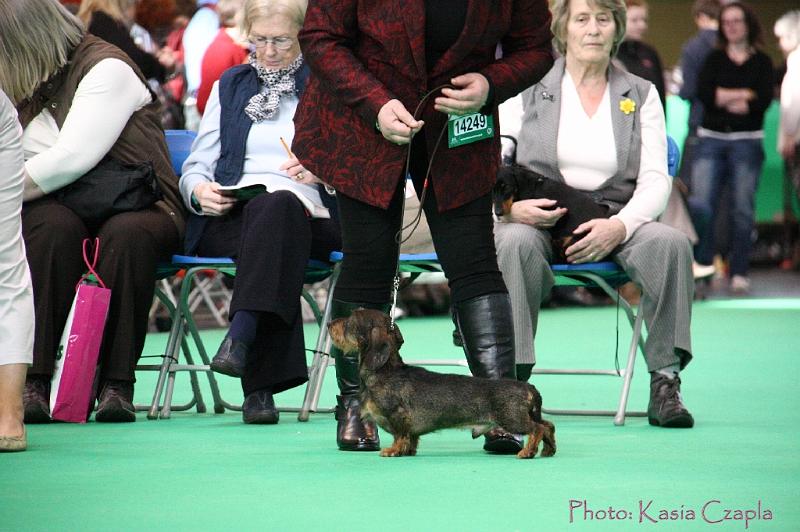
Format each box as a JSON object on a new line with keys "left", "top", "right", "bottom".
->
{"left": 328, "top": 309, "right": 404, "bottom": 371}
{"left": 492, "top": 167, "right": 519, "bottom": 217}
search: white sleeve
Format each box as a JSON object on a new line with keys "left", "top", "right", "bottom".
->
{"left": 179, "top": 81, "right": 222, "bottom": 213}
{"left": 611, "top": 85, "right": 671, "bottom": 242}
{"left": 24, "top": 59, "right": 152, "bottom": 194}
{"left": 780, "top": 53, "right": 800, "bottom": 140}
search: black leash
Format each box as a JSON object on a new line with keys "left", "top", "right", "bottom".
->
{"left": 389, "top": 84, "right": 453, "bottom": 328}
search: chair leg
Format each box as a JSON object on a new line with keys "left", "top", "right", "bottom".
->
{"left": 298, "top": 267, "right": 340, "bottom": 421}
{"left": 614, "top": 307, "right": 645, "bottom": 426}
{"left": 182, "top": 267, "right": 226, "bottom": 414}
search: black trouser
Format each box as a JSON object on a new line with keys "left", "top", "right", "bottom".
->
{"left": 22, "top": 198, "right": 179, "bottom": 384}
{"left": 334, "top": 136, "right": 506, "bottom": 304}
{"left": 198, "top": 191, "right": 341, "bottom": 395}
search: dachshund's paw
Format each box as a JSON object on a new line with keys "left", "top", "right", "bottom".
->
{"left": 516, "top": 448, "right": 537, "bottom": 459}
{"left": 380, "top": 447, "right": 402, "bottom": 457}
{"left": 541, "top": 446, "right": 556, "bottom": 457}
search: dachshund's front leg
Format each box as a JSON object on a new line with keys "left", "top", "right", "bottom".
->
{"left": 380, "top": 434, "right": 416, "bottom": 457}
{"left": 517, "top": 424, "right": 544, "bottom": 459}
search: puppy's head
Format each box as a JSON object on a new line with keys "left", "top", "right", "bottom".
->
{"left": 328, "top": 309, "right": 404, "bottom": 371}
{"left": 492, "top": 167, "right": 519, "bottom": 217}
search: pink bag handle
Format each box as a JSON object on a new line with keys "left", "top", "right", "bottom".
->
{"left": 78, "top": 238, "right": 107, "bottom": 289}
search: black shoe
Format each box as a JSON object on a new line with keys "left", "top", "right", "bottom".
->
{"left": 483, "top": 427, "right": 524, "bottom": 454}
{"left": 242, "top": 389, "right": 279, "bottom": 424}
{"left": 23, "top": 377, "right": 51, "bottom": 424}
{"left": 210, "top": 335, "right": 248, "bottom": 378}
{"left": 648, "top": 373, "right": 694, "bottom": 428}
{"left": 335, "top": 395, "right": 380, "bottom": 451}
{"left": 95, "top": 380, "right": 136, "bottom": 422}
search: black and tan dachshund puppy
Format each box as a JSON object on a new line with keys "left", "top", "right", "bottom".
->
{"left": 493, "top": 165, "right": 611, "bottom": 262}
{"left": 328, "top": 309, "right": 556, "bottom": 459}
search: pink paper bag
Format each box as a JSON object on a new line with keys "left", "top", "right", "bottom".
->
{"left": 50, "top": 239, "right": 111, "bottom": 423}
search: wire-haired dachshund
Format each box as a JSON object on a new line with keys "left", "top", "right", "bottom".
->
{"left": 328, "top": 309, "right": 557, "bottom": 459}
{"left": 493, "top": 165, "right": 610, "bottom": 262}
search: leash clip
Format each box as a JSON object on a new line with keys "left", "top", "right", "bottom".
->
{"left": 389, "top": 273, "right": 401, "bottom": 330}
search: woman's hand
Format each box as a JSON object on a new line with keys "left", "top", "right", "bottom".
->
{"left": 565, "top": 218, "right": 626, "bottom": 264}
{"left": 434, "top": 73, "right": 490, "bottom": 116}
{"left": 506, "top": 198, "right": 567, "bottom": 228}
{"left": 157, "top": 47, "right": 177, "bottom": 70}
{"left": 22, "top": 169, "right": 45, "bottom": 202}
{"left": 192, "top": 181, "right": 236, "bottom": 216}
{"left": 279, "top": 156, "right": 322, "bottom": 185}
{"left": 377, "top": 99, "right": 424, "bottom": 145}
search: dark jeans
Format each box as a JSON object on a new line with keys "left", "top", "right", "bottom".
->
{"left": 334, "top": 169, "right": 506, "bottom": 305}
{"left": 689, "top": 136, "right": 764, "bottom": 276}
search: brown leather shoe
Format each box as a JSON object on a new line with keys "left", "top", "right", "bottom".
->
{"left": 95, "top": 380, "right": 136, "bottom": 422}
{"left": 23, "top": 377, "right": 51, "bottom": 424}
{"left": 335, "top": 395, "right": 379, "bottom": 451}
{"left": 648, "top": 373, "right": 694, "bottom": 428}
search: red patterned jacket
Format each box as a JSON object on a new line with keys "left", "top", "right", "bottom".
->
{"left": 292, "top": 0, "right": 554, "bottom": 211}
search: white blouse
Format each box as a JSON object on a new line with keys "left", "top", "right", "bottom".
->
{"left": 556, "top": 72, "right": 670, "bottom": 241}
{"left": 22, "top": 58, "right": 152, "bottom": 194}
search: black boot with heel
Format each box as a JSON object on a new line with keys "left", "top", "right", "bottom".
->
{"left": 331, "top": 299, "right": 389, "bottom": 451}
{"left": 452, "top": 292, "right": 523, "bottom": 453}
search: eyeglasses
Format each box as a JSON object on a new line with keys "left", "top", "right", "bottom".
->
{"left": 248, "top": 35, "right": 295, "bottom": 50}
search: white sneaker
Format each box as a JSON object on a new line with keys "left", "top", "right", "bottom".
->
{"left": 692, "top": 262, "right": 716, "bottom": 280}
{"left": 730, "top": 275, "right": 751, "bottom": 294}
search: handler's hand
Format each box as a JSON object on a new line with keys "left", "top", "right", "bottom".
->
{"left": 506, "top": 198, "right": 567, "bottom": 228}
{"left": 192, "top": 181, "right": 236, "bottom": 216}
{"left": 565, "top": 218, "right": 626, "bottom": 264}
{"left": 434, "top": 73, "right": 490, "bottom": 116}
{"left": 377, "top": 99, "right": 424, "bottom": 145}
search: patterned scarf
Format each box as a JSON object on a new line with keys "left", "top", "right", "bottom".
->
{"left": 244, "top": 52, "right": 304, "bottom": 123}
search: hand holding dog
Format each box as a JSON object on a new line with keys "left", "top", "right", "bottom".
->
{"left": 506, "top": 198, "right": 568, "bottom": 229}
{"left": 565, "top": 218, "right": 626, "bottom": 264}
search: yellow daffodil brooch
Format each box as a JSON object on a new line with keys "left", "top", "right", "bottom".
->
{"left": 619, "top": 98, "right": 636, "bottom": 115}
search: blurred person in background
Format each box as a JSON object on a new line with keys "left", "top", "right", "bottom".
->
{"left": 196, "top": 0, "right": 247, "bottom": 115}
{"left": 616, "top": 0, "right": 666, "bottom": 109}
{"left": 689, "top": 1, "right": 774, "bottom": 294}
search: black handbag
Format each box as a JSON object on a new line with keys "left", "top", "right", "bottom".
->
{"left": 55, "top": 156, "right": 163, "bottom": 223}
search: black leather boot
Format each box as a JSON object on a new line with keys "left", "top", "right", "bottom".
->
{"left": 452, "top": 292, "right": 522, "bottom": 453}
{"left": 331, "top": 299, "right": 388, "bottom": 451}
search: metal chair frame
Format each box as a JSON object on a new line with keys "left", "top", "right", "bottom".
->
{"left": 298, "top": 253, "right": 647, "bottom": 425}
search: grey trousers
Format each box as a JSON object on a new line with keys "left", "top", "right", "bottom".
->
{"left": 494, "top": 220, "right": 694, "bottom": 373}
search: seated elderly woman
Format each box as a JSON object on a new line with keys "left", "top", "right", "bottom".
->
{"left": 1, "top": 0, "right": 184, "bottom": 423}
{"left": 494, "top": 0, "right": 695, "bottom": 428}
{"left": 179, "top": 0, "right": 339, "bottom": 424}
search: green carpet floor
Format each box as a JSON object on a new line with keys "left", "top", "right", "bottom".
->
{"left": 2, "top": 298, "right": 799, "bottom": 531}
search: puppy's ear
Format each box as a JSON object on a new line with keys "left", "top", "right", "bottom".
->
{"left": 364, "top": 327, "right": 393, "bottom": 371}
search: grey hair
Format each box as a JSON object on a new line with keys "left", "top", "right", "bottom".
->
{"left": 241, "top": 0, "right": 307, "bottom": 36}
{"left": 0, "top": 0, "right": 85, "bottom": 104}
{"left": 774, "top": 10, "right": 800, "bottom": 52}
{"left": 77, "top": 0, "right": 137, "bottom": 27}
{"left": 550, "top": 0, "right": 627, "bottom": 57}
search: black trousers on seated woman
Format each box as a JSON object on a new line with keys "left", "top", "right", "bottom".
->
{"left": 196, "top": 191, "right": 341, "bottom": 396}
{"left": 22, "top": 198, "right": 180, "bottom": 384}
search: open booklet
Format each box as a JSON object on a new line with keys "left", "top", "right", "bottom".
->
{"left": 218, "top": 179, "right": 330, "bottom": 219}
